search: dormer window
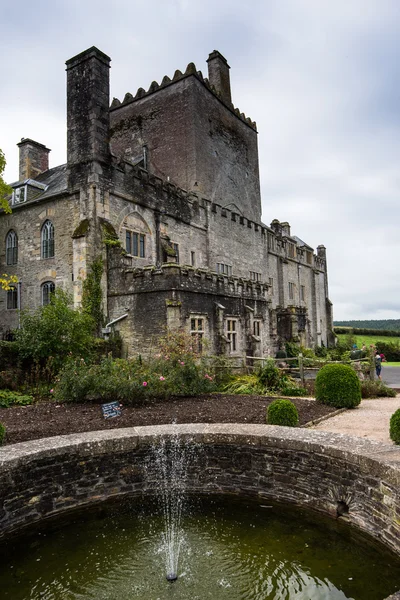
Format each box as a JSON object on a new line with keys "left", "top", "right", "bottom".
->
{"left": 11, "top": 179, "right": 48, "bottom": 206}
{"left": 12, "top": 186, "right": 26, "bottom": 205}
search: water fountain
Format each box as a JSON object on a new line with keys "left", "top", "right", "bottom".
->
{"left": 1, "top": 425, "right": 400, "bottom": 599}
{"left": 145, "top": 434, "right": 199, "bottom": 583}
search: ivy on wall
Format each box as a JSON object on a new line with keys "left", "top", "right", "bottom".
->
{"left": 82, "top": 258, "right": 104, "bottom": 331}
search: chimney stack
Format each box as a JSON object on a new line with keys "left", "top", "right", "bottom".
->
{"left": 17, "top": 138, "right": 50, "bottom": 181}
{"left": 207, "top": 50, "right": 232, "bottom": 105}
{"left": 66, "top": 46, "right": 111, "bottom": 166}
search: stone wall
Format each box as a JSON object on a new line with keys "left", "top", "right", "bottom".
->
{"left": 109, "top": 69, "right": 261, "bottom": 222}
{"left": 107, "top": 261, "right": 271, "bottom": 355}
{"left": 0, "top": 195, "right": 79, "bottom": 331}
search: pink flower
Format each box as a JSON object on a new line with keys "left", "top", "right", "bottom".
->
{"left": 180, "top": 361, "right": 185, "bottom": 366}
{"left": 160, "top": 376, "right": 165, "bottom": 381}
{"left": 142, "top": 381, "right": 148, "bottom": 387}
{"left": 50, "top": 389, "right": 54, "bottom": 393}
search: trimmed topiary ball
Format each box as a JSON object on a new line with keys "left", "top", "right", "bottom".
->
{"left": 0, "top": 422, "right": 5, "bottom": 445}
{"left": 390, "top": 409, "right": 400, "bottom": 444}
{"left": 315, "top": 364, "right": 361, "bottom": 409}
{"left": 267, "top": 399, "right": 299, "bottom": 427}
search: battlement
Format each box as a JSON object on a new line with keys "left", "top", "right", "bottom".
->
{"left": 114, "top": 164, "right": 326, "bottom": 271}
{"left": 109, "top": 56, "right": 257, "bottom": 132}
{"left": 108, "top": 260, "right": 270, "bottom": 300}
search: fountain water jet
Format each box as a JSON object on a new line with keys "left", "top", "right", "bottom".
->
{"left": 146, "top": 434, "right": 199, "bottom": 583}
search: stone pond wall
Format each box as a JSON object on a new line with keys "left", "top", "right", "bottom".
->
{"left": 0, "top": 424, "right": 400, "bottom": 598}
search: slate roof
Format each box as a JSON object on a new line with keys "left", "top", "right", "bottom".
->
{"left": 34, "top": 164, "right": 68, "bottom": 199}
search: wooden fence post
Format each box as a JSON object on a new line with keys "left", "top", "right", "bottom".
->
{"left": 298, "top": 353, "right": 304, "bottom": 387}
{"left": 369, "top": 348, "right": 375, "bottom": 381}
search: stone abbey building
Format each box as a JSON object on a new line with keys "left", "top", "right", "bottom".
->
{"left": 1, "top": 47, "right": 334, "bottom": 357}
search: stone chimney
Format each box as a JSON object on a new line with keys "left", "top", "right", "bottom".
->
{"left": 66, "top": 47, "right": 111, "bottom": 166}
{"left": 270, "top": 219, "right": 282, "bottom": 235}
{"left": 17, "top": 138, "right": 50, "bottom": 181}
{"left": 281, "top": 222, "right": 291, "bottom": 237}
{"left": 317, "top": 245, "right": 326, "bottom": 260}
{"left": 207, "top": 50, "right": 232, "bottom": 105}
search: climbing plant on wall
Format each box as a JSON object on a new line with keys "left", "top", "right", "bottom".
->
{"left": 82, "top": 258, "right": 104, "bottom": 332}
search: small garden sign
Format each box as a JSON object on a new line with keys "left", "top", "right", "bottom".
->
{"left": 101, "top": 401, "right": 122, "bottom": 419}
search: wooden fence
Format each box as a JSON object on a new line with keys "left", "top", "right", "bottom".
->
{"left": 245, "top": 355, "right": 373, "bottom": 387}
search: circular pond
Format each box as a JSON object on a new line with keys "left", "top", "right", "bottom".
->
{"left": 1, "top": 495, "right": 400, "bottom": 600}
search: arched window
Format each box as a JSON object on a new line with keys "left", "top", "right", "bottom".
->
{"left": 6, "top": 286, "right": 18, "bottom": 310}
{"left": 41, "top": 281, "right": 55, "bottom": 306}
{"left": 6, "top": 230, "right": 18, "bottom": 265}
{"left": 41, "top": 220, "right": 54, "bottom": 259}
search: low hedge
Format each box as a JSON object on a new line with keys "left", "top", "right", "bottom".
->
{"left": 361, "top": 380, "right": 396, "bottom": 399}
{"left": 315, "top": 364, "right": 361, "bottom": 408}
{"left": 334, "top": 327, "right": 400, "bottom": 337}
{"left": 390, "top": 409, "right": 400, "bottom": 444}
{"left": 266, "top": 399, "right": 299, "bottom": 427}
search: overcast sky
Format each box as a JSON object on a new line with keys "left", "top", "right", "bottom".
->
{"left": 1, "top": 0, "right": 400, "bottom": 321}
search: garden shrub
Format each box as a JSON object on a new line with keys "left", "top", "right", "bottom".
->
{"left": 361, "top": 380, "right": 396, "bottom": 399}
{"left": 55, "top": 336, "right": 217, "bottom": 404}
{"left": 257, "top": 360, "right": 282, "bottom": 390}
{"left": 267, "top": 399, "right": 299, "bottom": 427}
{"left": 376, "top": 341, "right": 400, "bottom": 363}
{"left": 0, "top": 390, "right": 34, "bottom": 408}
{"left": 223, "top": 375, "right": 264, "bottom": 395}
{"left": 314, "top": 345, "right": 328, "bottom": 358}
{"left": 15, "top": 290, "right": 95, "bottom": 372}
{"left": 93, "top": 336, "right": 122, "bottom": 359}
{"left": 285, "top": 342, "right": 300, "bottom": 358}
{"left": 280, "top": 384, "right": 307, "bottom": 397}
{"left": 315, "top": 364, "right": 361, "bottom": 408}
{"left": 390, "top": 409, "right": 400, "bottom": 444}
{"left": 0, "top": 368, "right": 25, "bottom": 391}
{"left": 208, "top": 355, "right": 234, "bottom": 388}
{"left": 0, "top": 422, "right": 5, "bottom": 445}
{"left": 0, "top": 341, "right": 19, "bottom": 369}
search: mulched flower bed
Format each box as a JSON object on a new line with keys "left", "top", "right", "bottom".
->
{"left": 0, "top": 394, "right": 336, "bottom": 446}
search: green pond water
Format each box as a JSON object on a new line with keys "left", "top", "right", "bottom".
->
{"left": 1, "top": 495, "right": 400, "bottom": 600}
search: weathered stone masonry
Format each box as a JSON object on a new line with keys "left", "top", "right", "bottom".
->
{"left": 1, "top": 46, "right": 334, "bottom": 355}
{"left": 0, "top": 425, "right": 399, "bottom": 599}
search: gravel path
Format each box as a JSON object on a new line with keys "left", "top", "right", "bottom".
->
{"left": 312, "top": 396, "right": 400, "bottom": 444}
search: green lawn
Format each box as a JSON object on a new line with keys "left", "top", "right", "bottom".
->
{"left": 336, "top": 333, "right": 400, "bottom": 347}
{"left": 336, "top": 333, "right": 400, "bottom": 365}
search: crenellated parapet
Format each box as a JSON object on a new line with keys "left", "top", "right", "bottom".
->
{"left": 109, "top": 59, "right": 257, "bottom": 131}
{"left": 108, "top": 260, "right": 270, "bottom": 300}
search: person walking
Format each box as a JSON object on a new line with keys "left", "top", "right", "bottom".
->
{"left": 375, "top": 352, "right": 382, "bottom": 381}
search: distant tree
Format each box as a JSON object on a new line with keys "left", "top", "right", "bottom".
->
{"left": 334, "top": 319, "right": 400, "bottom": 332}
{"left": 0, "top": 148, "right": 18, "bottom": 291}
